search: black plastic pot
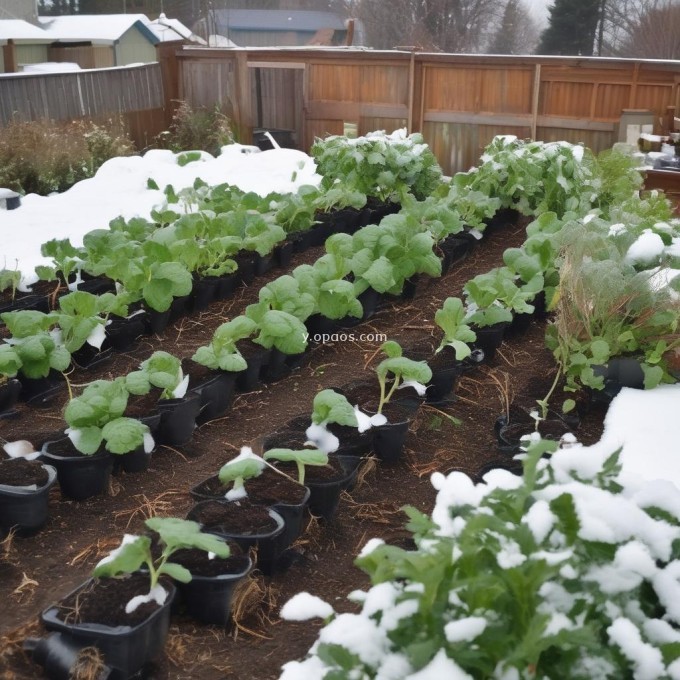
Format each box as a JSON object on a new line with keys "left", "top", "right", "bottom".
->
{"left": 191, "top": 370, "right": 237, "bottom": 425}
{"left": 274, "top": 241, "right": 294, "bottom": 269}
{"left": 260, "top": 348, "right": 293, "bottom": 383}
{"left": 112, "top": 445, "right": 153, "bottom": 475}
{"left": 155, "top": 392, "right": 202, "bottom": 446}
{"left": 234, "top": 252, "right": 257, "bottom": 286}
{"left": 306, "top": 456, "right": 360, "bottom": 521}
{"left": 426, "top": 362, "right": 463, "bottom": 404}
{"left": 371, "top": 412, "right": 411, "bottom": 463}
{"left": 19, "top": 370, "right": 64, "bottom": 408}
{"left": 330, "top": 207, "right": 362, "bottom": 235}
{"left": 188, "top": 501, "right": 287, "bottom": 576}
{"left": 138, "top": 410, "right": 162, "bottom": 439}
{"left": 70, "top": 345, "right": 113, "bottom": 371}
{"left": 145, "top": 308, "right": 171, "bottom": 335}
{"left": 305, "top": 313, "right": 340, "bottom": 337}
{"left": 506, "top": 310, "right": 533, "bottom": 337}
{"left": 268, "top": 485, "right": 311, "bottom": 550}
{"left": 214, "top": 273, "right": 238, "bottom": 301}
{"left": 0, "top": 292, "right": 50, "bottom": 315}
{"left": 289, "top": 229, "right": 315, "bottom": 253}
{"left": 0, "top": 377, "right": 21, "bottom": 416}
{"left": 40, "top": 439, "right": 112, "bottom": 501}
{"left": 25, "top": 632, "right": 114, "bottom": 680}
{"left": 235, "top": 344, "right": 271, "bottom": 393}
{"left": 439, "top": 233, "right": 474, "bottom": 274}
{"left": 482, "top": 208, "right": 520, "bottom": 234}
{"left": 471, "top": 322, "right": 509, "bottom": 362}
{"left": 105, "top": 312, "right": 148, "bottom": 352}
{"left": 591, "top": 357, "right": 646, "bottom": 404}
{"left": 168, "top": 295, "right": 190, "bottom": 323}
{"left": 190, "top": 275, "right": 219, "bottom": 312}
{"left": 308, "top": 218, "right": 335, "bottom": 247}
{"left": 176, "top": 555, "right": 252, "bottom": 626}
{"left": 254, "top": 252, "right": 274, "bottom": 276}
{"left": 75, "top": 275, "right": 116, "bottom": 297}
{"left": 0, "top": 463, "right": 57, "bottom": 537}
{"left": 41, "top": 579, "right": 176, "bottom": 680}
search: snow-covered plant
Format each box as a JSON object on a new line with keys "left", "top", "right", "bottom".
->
{"left": 192, "top": 316, "right": 257, "bottom": 373}
{"left": 93, "top": 517, "right": 229, "bottom": 614}
{"left": 125, "top": 351, "right": 188, "bottom": 400}
{"left": 64, "top": 378, "right": 152, "bottom": 456}
{"left": 453, "top": 136, "right": 595, "bottom": 218}
{"left": 279, "top": 438, "right": 680, "bottom": 679}
{"left": 263, "top": 448, "right": 328, "bottom": 486}
{"left": 375, "top": 341, "right": 432, "bottom": 414}
{"left": 434, "top": 297, "right": 477, "bottom": 360}
{"left": 312, "top": 129, "right": 443, "bottom": 203}
{"left": 218, "top": 447, "right": 265, "bottom": 501}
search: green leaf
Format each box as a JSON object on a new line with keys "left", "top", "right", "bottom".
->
{"left": 102, "top": 418, "right": 148, "bottom": 455}
{"left": 93, "top": 535, "right": 152, "bottom": 578}
{"left": 125, "top": 370, "right": 151, "bottom": 395}
{"left": 71, "top": 426, "right": 104, "bottom": 455}
{"left": 311, "top": 389, "right": 358, "bottom": 427}
{"left": 159, "top": 561, "right": 193, "bottom": 583}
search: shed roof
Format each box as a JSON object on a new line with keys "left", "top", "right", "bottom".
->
{"left": 37, "top": 14, "right": 159, "bottom": 45}
{"left": 213, "top": 9, "right": 348, "bottom": 33}
{"left": 0, "top": 19, "right": 51, "bottom": 44}
{"left": 144, "top": 13, "right": 204, "bottom": 44}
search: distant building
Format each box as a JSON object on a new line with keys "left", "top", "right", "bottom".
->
{"left": 0, "top": 12, "right": 199, "bottom": 73}
{"left": 193, "top": 9, "right": 364, "bottom": 48}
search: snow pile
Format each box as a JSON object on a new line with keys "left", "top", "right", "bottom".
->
{"left": 1, "top": 145, "right": 321, "bottom": 288}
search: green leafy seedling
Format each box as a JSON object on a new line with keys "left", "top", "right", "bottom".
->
{"left": 263, "top": 447, "right": 328, "bottom": 486}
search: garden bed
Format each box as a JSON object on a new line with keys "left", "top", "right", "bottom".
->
{"left": 0, "top": 220, "right": 606, "bottom": 679}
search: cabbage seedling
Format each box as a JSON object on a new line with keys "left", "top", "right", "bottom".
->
{"left": 263, "top": 447, "right": 328, "bottom": 486}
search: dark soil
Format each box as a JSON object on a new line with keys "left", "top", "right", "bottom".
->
{"left": 0, "top": 459, "right": 49, "bottom": 487}
{"left": 0, "top": 221, "right": 608, "bottom": 680}
{"left": 53, "top": 573, "right": 163, "bottom": 627}
{"left": 171, "top": 546, "right": 250, "bottom": 577}
{"left": 189, "top": 499, "right": 282, "bottom": 535}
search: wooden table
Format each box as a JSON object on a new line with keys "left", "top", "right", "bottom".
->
{"left": 643, "top": 168, "right": 680, "bottom": 214}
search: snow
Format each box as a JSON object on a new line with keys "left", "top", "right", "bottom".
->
{"left": 125, "top": 583, "right": 167, "bottom": 614}
{"left": 3, "top": 440, "right": 41, "bottom": 460}
{"left": 353, "top": 405, "right": 387, "bottom": 433}
{"left": 1, "top": 145, "right": 321, "bottom": 288}
{"left": 304, "top": 421, "right": 339, "bottom": 454}
{"left": 38, "top": 14, "right": 152, "bottom": 44}
{"left": 22, "top": 62, "right": 81, "bottom": 73}
{"left": 444, "top": 617, "right": 487, "bottom": 643}
{"left": 0, "top": 20, "right": 50, "bottom": 42}
{"left": 625, "top": 230, "right": 665, "bottom": 265}
{"left": 608, "top": 617, "right": 666, "bottom": 680}
{"left": 279, "top": 592, "right": 334, "bottom": 621}
{"left": 316, "top": 613, "right": 390, "bottom": 667}
{"left": 405, "top": 650, "right": 473, "bottom": 680}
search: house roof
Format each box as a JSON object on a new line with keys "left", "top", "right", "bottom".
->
{"left": 0, "top": 19, "right": 51, "bottom": 44}
{"left": 144, "top": 13, "right": 204, "bottom": 44}
{"left": 37, "top": 14, "right": 159, "bottom": 45}
{"left": 213, "top": 9, "right": 348, "bottom": 33}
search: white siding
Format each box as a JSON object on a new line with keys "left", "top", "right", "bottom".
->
{"left": 16, "top": 43, "right": 48, "bottom": 68}
{"left": 114, "top": 27, "right": 155, "bottom": 66}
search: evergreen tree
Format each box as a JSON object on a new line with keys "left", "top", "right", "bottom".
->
{"left": 537, "top": 0, "right": 603, "bottom": 56}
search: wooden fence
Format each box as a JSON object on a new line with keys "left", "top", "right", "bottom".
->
{"left": 0, "top": 62, "right": 166, "bottom": 149}
{"left": 176, "top": 48, "right": 680, "bottom": 175}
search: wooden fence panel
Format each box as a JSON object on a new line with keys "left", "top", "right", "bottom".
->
{"left": 0, "top": 63, "right": 165, "bottom": 148}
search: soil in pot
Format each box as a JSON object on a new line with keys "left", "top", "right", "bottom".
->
{"left": 0, "top": 459, "right": 56, "bottom": 536}
{"left": 188, "top": 499, "right": 286, "bottom": 575}
{"left": 273, "top": 456, "right": 359, "bottom": 521}
{"left": 194, "top": 467, "right": 309, "bottom": 549}
{"left": 41, "top": 574, "right": 176, "bottom": 680}
{"left": 0, "top": 458, "right": 48, "bottom": 487}
{"left": 326, "top": 422, "right": 372, "bottom": 457}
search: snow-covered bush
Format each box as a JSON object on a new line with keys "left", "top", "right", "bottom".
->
{"left": 280, "top": 439, "right": 680, "bottom": 679}
{"left": 311, "top": 129, "right": 443, "bottom": 203}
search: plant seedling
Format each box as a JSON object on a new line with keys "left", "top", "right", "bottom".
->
{"left": 263, "top": 447, "right": 328, "bottom": 486}
{"left": 125, "top": 351, "right": 187, "bottom": 400}
{"left": 434, "top": 297, "right": 477, "bottom": 359}
{"left": 218, "top": 447, "right": 266, "bottom": 500}
{"left": 376, "top": 341, "right": 432, "bottom": 414}
{"left": 93, "top": 517, "right": 230, "bottom": 614}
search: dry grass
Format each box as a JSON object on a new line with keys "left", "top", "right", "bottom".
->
{"left": 112, "top": 490, "right": 187, "bottom": 529}
{"left": 355, "top": 456, "right": 378, "bottom": 488}
{"left": 0, "top": 619, "right": 41, "bottom": 671}
{"left": 71, "top": 647, "right": 107, "bottom": 680}
{"left": 343, "top": 497, "right": 402, "bottom": 525}
{"left": 166, "top": 625, "right": 232, "bottom": 675}
{"left": 11, "top": 573, "right": 38, "bottom": 604}
{"left": 1, "top": 529, "right": 18, "bottom": 565}
{"left": 231, "top": 573, "right": 280, "bottom": 639}
{"left": 68, "top": 537, "right": 122, "bottom": 567}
